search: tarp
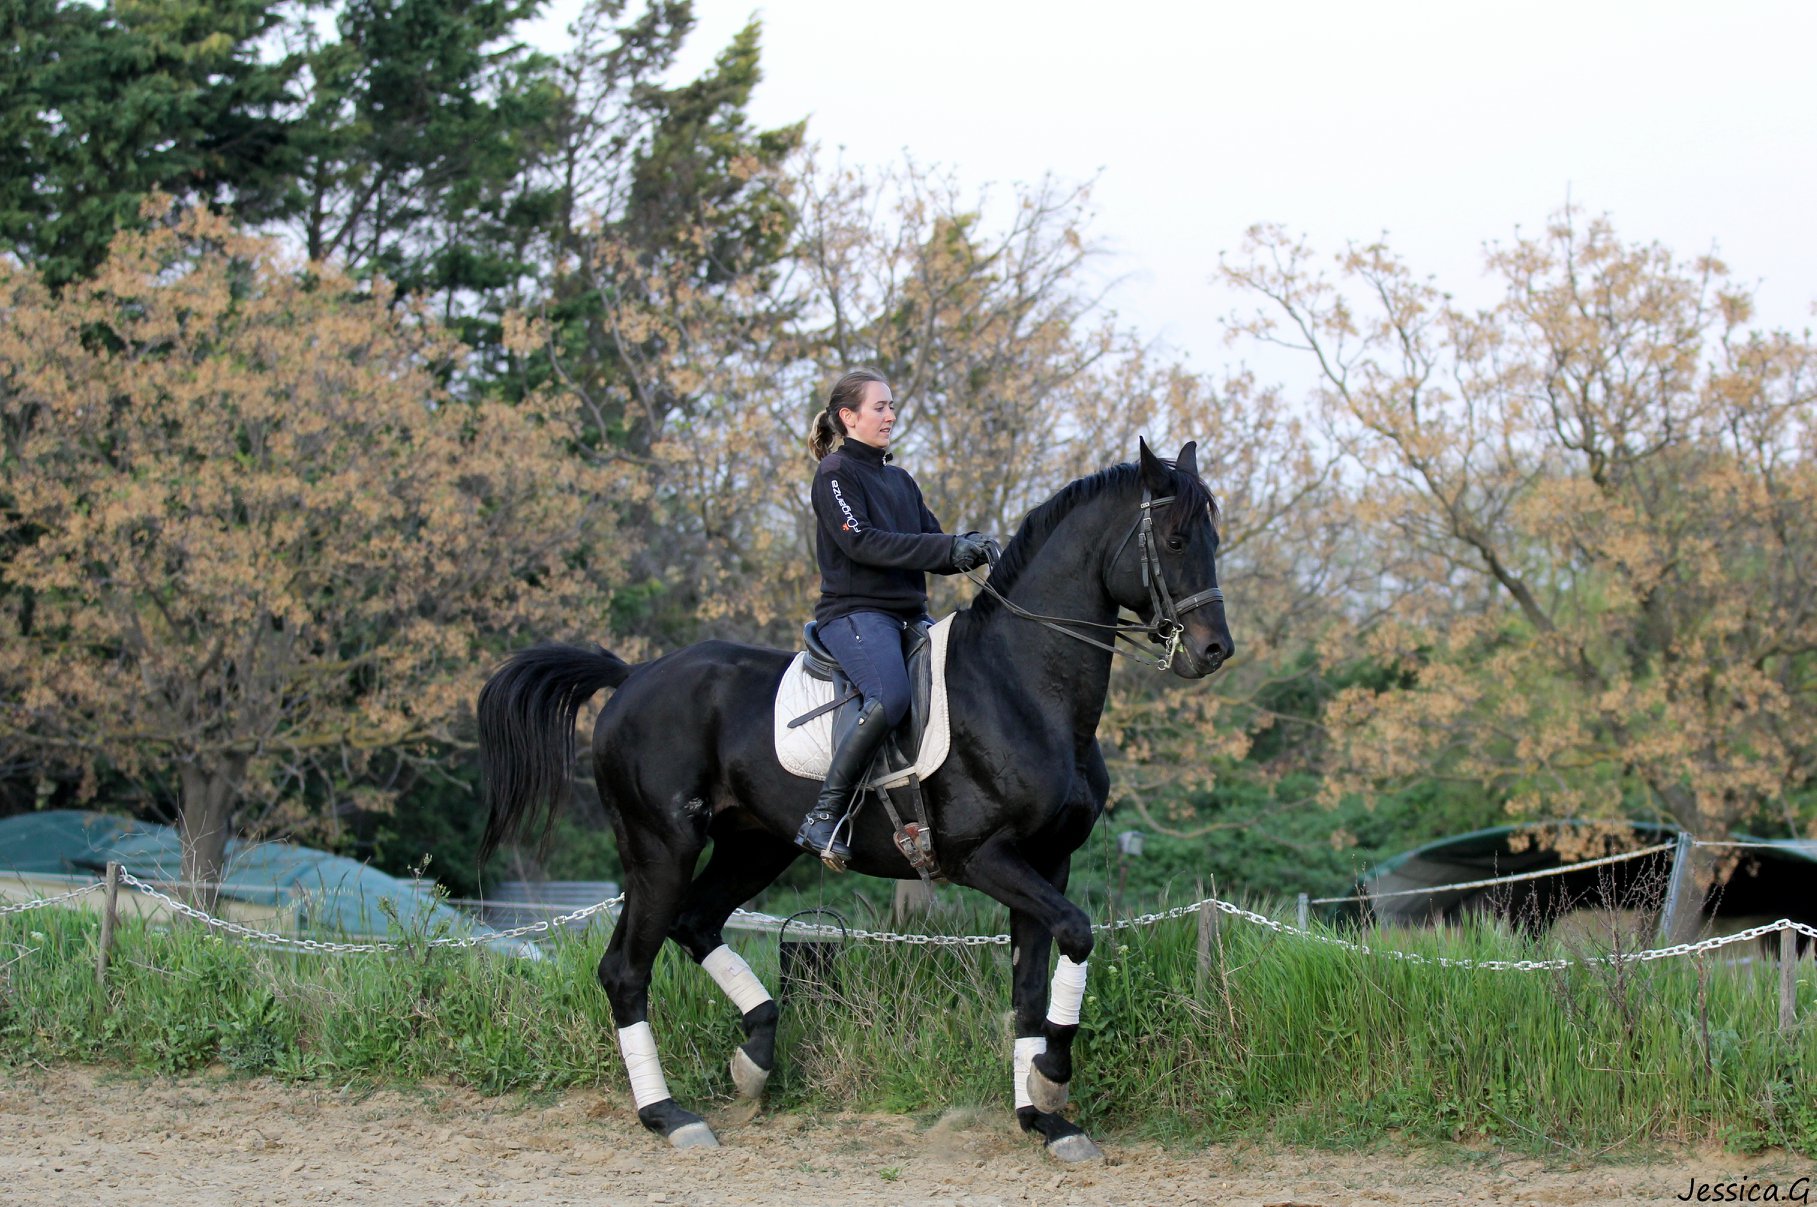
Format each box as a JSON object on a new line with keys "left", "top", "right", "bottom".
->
{"left": 1358, "top": 819, "right": 1817, "bottom": 933}
{"left": 0, "top": 809, "right": 534, "bottom": 956}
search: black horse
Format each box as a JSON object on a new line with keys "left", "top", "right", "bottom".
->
{"left": 476, "top": 439, "right": 1232, "bottom": 1161}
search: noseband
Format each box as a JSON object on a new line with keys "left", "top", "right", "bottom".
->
{"left": 1116, "top": 489, "right": 1226, "bottom": 670}
{"left": 966, "top": 488, "right": 1224, "bottom": 672}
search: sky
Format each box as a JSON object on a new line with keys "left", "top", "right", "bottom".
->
{"left": 526, "top": 0, "right": 1817, "bottom": 384}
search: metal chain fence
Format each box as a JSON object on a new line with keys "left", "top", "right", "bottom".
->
{"left": 108, "top": 872, "right": 628, "bottom": 953}
{"left": 4, "top": 867, "right": 1811, "bottom": 974}
{"left": 0, "top": 881, "right": 101, "bottom": 916}
{"left": 736, "top": 895, "right": 1817, "bottom": 970}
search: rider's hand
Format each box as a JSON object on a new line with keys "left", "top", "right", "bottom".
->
{"left": 950, "top": 533, "right": 993, "bottom": 573}
{"left": 960, "top": 531, "right": 1002, "bottom": 567}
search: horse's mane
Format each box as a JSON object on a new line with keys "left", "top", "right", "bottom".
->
{"left": 974, "top": 460, "right": 1219, "bottom": 613}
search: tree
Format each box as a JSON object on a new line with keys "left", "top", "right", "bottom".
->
{"left": 0, "top": 0, "right": 301, "bottom": 288}
{"left": 280, "top": 0, "right": 564, "bottom": 341}
{"left": 502, "top": 12, "right": 803, "bottom": 647}
{"left": 792, "top": 160, "right": 1127, "bottom": 541}
{"left": 528, "top": 11, "right": 803, "bottom": 452}
{"left": 0, "top": 202, "right": 624, "bottom": 897}
{"left": 1225, "top": 208, "right": 1817, "bottom": 841}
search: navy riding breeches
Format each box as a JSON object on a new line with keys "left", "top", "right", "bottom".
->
{"left": 818, "top": 610, "right": 916, "bottom": 729}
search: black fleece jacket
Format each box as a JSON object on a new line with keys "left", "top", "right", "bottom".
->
{"left": 811, "top": 439, "right": 954, "bottom": 623}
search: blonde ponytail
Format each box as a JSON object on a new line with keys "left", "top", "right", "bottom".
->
{"left": 809, "top": 409, "right": 843, "bottom": 460}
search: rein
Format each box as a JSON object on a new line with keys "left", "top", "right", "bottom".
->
{"left": 963, "top": 489, "right": 1223, "bottom": 672}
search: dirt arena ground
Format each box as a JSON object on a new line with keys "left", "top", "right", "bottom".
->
{"left": 1, "top": 1066, "right": 1809, "bottom": 1206}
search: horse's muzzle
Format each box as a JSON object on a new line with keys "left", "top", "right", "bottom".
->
{"left": 1174, "top": 631, "right": 1232, "bottom": 679}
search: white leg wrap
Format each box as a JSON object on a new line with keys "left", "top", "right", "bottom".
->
{"left": 616, "top": 1021, "right": 671, "bottom": 1109}
{"left": 1013, "top": 1036, "right": 1048, "bottom": 1110}
{"left": 701, "top": 944, "right": 774, "bottom": 1015}
{"left": 1047, "top": 955, "right": 1087, "bottom": 1027}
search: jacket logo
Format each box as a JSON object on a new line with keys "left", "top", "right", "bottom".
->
{"left": 830, "top": 478, "right": 861, "bottom": 533}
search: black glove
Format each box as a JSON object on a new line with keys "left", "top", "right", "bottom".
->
{"left": 949, "top": 533, "right": 993, "bottom": 573}
{"left": 962, "top": 531, "right": 1002, "bottom": 566}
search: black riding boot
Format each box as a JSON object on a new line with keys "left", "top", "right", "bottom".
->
{"left": 795, "top": 698, "right": 891, "bottom": 870}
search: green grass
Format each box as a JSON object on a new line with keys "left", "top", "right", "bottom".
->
{"left": 3, "top": 898, "right": 1813, "bottom": 1156}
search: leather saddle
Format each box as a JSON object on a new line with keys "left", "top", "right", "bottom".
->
{"left": 793, "top": 617, "right": 936, "bottom": 779}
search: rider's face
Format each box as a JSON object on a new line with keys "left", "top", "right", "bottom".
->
{"left": 840, "top": 382, "right": 896, "bottom": 450}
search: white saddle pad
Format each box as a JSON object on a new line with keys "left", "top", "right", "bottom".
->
{"left": 773, "top": 613, "right": 955, "bottom": 788}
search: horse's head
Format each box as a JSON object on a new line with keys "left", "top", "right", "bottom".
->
{"left": 1105, "top": 438, "right": 1234, "bottom": 680}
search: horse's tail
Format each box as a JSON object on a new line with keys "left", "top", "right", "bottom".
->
{"left": 476, "top": 643, "right": 634, "bottom": 866}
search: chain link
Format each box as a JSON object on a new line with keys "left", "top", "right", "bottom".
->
{"left": 1175, "top": 895, "right": 1811, "bottom": 971}
{"left": 16, "top": 871, "right": 1800, "bottom": 972}
{"left": 117, "top": 873, "right": 625, "bottom": 953}
{"left": 0, "top": 882, "right": 103, "bottom": 916}
{"left": 727, "top": 907, "right": 1010, "bottom": 946}
{"left": 752, "top": 895, "right": 1816, "bottom": 970}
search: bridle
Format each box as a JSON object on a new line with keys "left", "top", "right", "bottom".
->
{"left": 964, "top": 487, "right": 1224, "bottom": 672}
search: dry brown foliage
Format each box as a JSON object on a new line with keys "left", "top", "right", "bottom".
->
{"left": 528, "top": 155, "right": 1355, "bottom": 824}
{"left": 0, "top": 203, "right": 626, "bottom": 891}
{"left": 1226, "top": 206, "right": 1817, "bottom": 839}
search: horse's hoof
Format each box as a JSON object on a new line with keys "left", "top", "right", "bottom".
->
{"left": 1027, "top": 1065, "right": 1069, "bottom": 1113}
{"left": 730, "top": 1048, "right": 770, "bottom": 1099}
{"left": 668, "top": 1121, "right": 719, "bottom": 1150}
{"left": 1046, "top": 1133, "right": 1103, "bottom": 1163}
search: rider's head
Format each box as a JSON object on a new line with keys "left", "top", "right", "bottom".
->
{"left": 811, "top": 368, "right": 893, "bottom": 459}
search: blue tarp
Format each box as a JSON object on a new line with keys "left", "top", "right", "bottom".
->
{"left": 0, "top": 809, "right": 534, "bottom": 956}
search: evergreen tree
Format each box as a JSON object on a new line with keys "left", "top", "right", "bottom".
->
{"left": 0, "top": 0, "right": 299, "bottom": 287}
{"left": 286, "top": 0, "right": 561, "bottom": 346}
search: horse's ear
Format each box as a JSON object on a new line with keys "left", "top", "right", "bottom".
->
{"left": 1175, "top": 440, "right": 1198, "bottom": 480}
{"left": 1138, "top": 437, "right": 1172, "bottom": 494}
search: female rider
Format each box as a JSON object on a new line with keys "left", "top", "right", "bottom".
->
{"left": 796, "top": 368, "right": 993, "bottom": 866}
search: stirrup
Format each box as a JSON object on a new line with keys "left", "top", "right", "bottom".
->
{"left": 795, "top": 807, "right": 854, "bottom": 872}
{"left": 817, "top": 808, "right": 855, "bottom": 872}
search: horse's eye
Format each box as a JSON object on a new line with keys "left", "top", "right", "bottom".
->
{"left": 1165, "top": 535, "right": 1185, "bottom": 552}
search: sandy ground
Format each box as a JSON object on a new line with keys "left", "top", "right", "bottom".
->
{"left": 1, "top": 1067, "right": 1810, "bottom": 1207}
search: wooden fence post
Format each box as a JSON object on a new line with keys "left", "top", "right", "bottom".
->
{"left": 892, "top": 878, "right": 936, "bottom": 925}
{"left": 1782, "top": 927, "right": 1798, "bottom": 1037}
{"left": 1297, "top": 892, "right": 1309, "bottom": 931}
{"left": 1657, "top": 832, "right": 1699, "bottom": 943}
{"left": 1196, "top": 879, "right": 1217, "bottom": 980}
{"left": 94, "top": 862, "right": 121, "bottom": 989}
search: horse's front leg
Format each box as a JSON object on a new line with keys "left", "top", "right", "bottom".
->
{"left": 961, "top": 839, "right": 1103, "bottom": 1162}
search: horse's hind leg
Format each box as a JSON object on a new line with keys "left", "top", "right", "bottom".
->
{"left": 668, "top": 826, "right": 802, "bottom": 1100}
{"left": 597, "top": 818, "right": 717, "bottom": 1149}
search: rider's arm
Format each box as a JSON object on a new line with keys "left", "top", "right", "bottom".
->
{"left": 814, "top": 472, "right": 954, "bottom": 571}
{"left": 918, "top": 493, "right": 945, "bottom": 536}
